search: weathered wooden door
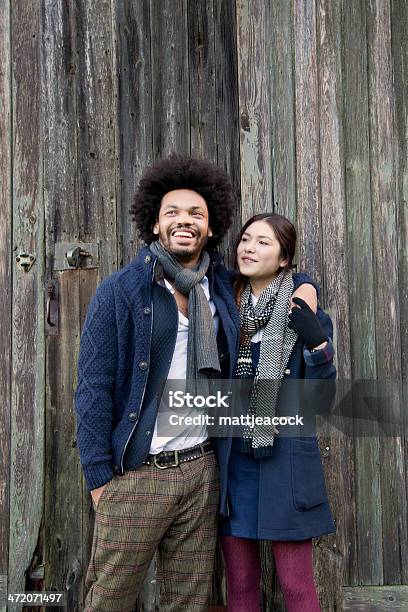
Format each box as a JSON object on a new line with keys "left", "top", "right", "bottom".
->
{"left": 1, "top": 1, "right": 407, "bottom": 611}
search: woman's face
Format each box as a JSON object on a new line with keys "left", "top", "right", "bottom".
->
{"left": 237, "top": 220, "right": 288, "bottom": 281}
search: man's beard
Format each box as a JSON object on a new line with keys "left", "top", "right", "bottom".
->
{"left": 168, "top": 245, "right": 200, "bottom": 259}
{"left": 160, "top": 231, "right": 207, "bottom": 260}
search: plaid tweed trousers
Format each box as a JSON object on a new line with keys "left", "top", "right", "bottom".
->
{"left": 84, "top": 452, "right": 220, "bottom": 612}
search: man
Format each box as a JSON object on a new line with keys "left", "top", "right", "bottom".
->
{"left": 75, "top": 155, "right": 317, "bottom": 611}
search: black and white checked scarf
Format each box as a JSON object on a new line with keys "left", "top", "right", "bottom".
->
{"left": 235, "top": 269, "right": 298, "bottom": 457}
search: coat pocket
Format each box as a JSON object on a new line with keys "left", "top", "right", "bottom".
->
{"left": 291, "top": 438, "right": 327, "bottom": 511}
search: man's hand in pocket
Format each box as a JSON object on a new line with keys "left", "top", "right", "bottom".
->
{"left": 91, "top": 481, "right": 110, "bottom": 508}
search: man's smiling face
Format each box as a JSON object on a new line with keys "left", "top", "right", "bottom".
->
{"left": 153, "top": 189, "right": 213, "bottom": 265}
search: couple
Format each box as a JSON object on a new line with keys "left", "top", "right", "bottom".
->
{"left": 74, "top": 155, "right": 336, "bottom": 612}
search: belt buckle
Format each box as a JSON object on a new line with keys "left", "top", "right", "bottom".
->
{"left": 154, "top": 450, "right": 179, "bottom": 469}
{"left": 200, "top": 441, "right": 211, "bottom": 455}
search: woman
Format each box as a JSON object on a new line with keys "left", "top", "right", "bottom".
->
{"left": 218, "top": 213, "right": 336, "bottom": 612}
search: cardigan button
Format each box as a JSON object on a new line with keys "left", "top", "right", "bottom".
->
{"left": 143, "top": 307, "right": 151, "bottom": 315}
{"left": 129, "top": 412, "right": 138, "bottom": 421}
{"left": 144, "top": 255, "right": 152, "bottom": 264}
{"left": 139, "top": 360, "right": 148, "bottom": 370}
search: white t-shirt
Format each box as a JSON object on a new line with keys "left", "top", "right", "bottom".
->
{"left": 149, "top": 276, "right": 219, "bottom": 453}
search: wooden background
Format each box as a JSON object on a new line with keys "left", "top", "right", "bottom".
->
{"left": 1, "top": 0, "right": 407, "bottom": 610}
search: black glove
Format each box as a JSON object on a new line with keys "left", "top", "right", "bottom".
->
{"left": 288, "top": 297, "right": 328, "bottom": 349}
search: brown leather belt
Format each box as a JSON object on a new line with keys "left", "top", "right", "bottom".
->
{"left": 144, "top": 440, "right": 214, "bottom": 469}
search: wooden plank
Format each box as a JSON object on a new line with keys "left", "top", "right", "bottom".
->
{"left": 315, "top": 2, "right": 355, "bottom": 608}
{"left": 75, "top": 1, "right": 118, "bottom": 609}
{"left": 293, "top": 0, "right": 322, "bottom": 283}
{"left": 366, "top": 0, "right": 408, "bottom": 584}
{"left": 391, "top": 0, "right": 408, "bottom": 587}
{"left": 112, "top": 0, "right": 153, "bottom": 266}
{"left": 8, "top": 0, "right": 45, "bottom": 605}
{"left": 76, "top": 0, "right": 118, "bottom": 275}
{"left": 41, "top": 1, "right": 83, "bottom": 610}
{"left": 151, "top": 0, "right": 190, "bottom": 158}
{"left": 213, "top": 0, "right": 241, "bottom": 269}
{"left": 342, "top": 0, "right": 382, "bottom": 586}
{"left": 235, "top": 0, "right": 274, "bottom": 220}
{"left": 0, "top": 1, "right": 11, "bottom": 610}
{"left": 343, "top": 585, "right": 408, "bottom": 611}
{"left": 188, "top": 0, "right": 217, "bottom": 161}
{"left": 269, "top": 0, "right": 297, "bottom": 222}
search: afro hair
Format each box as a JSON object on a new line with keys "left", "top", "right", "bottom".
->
{"left": 129, "top": 154, "right": 236, "bottom": 250}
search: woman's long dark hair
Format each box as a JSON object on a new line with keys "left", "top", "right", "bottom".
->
{"left": 234, "top": 213, "right": 297, "bottom": 307}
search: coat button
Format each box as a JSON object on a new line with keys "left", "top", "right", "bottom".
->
{"left": 139, "top": 360, "right": 148, "bottom": 370}
{"left": 146, "top": 430, "right": 151, "bottom": 436}
{"left": 144, "top": 255, "right": 151, "bottom": 264}
{"left": 143, "top": 307, "right": 151, "bottom": 315}
{"left": 113, "top": 465, "right": 120, "bottom": 474}
{"left": 129, "top": 412, "right": 138, "bottom": 421}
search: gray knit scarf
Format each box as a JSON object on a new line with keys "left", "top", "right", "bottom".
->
{"left": 149, "top": 240, "right": 221, "bottom": 389}
{"left": 234, "top": 269, "right": 298, "bottom": 457}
